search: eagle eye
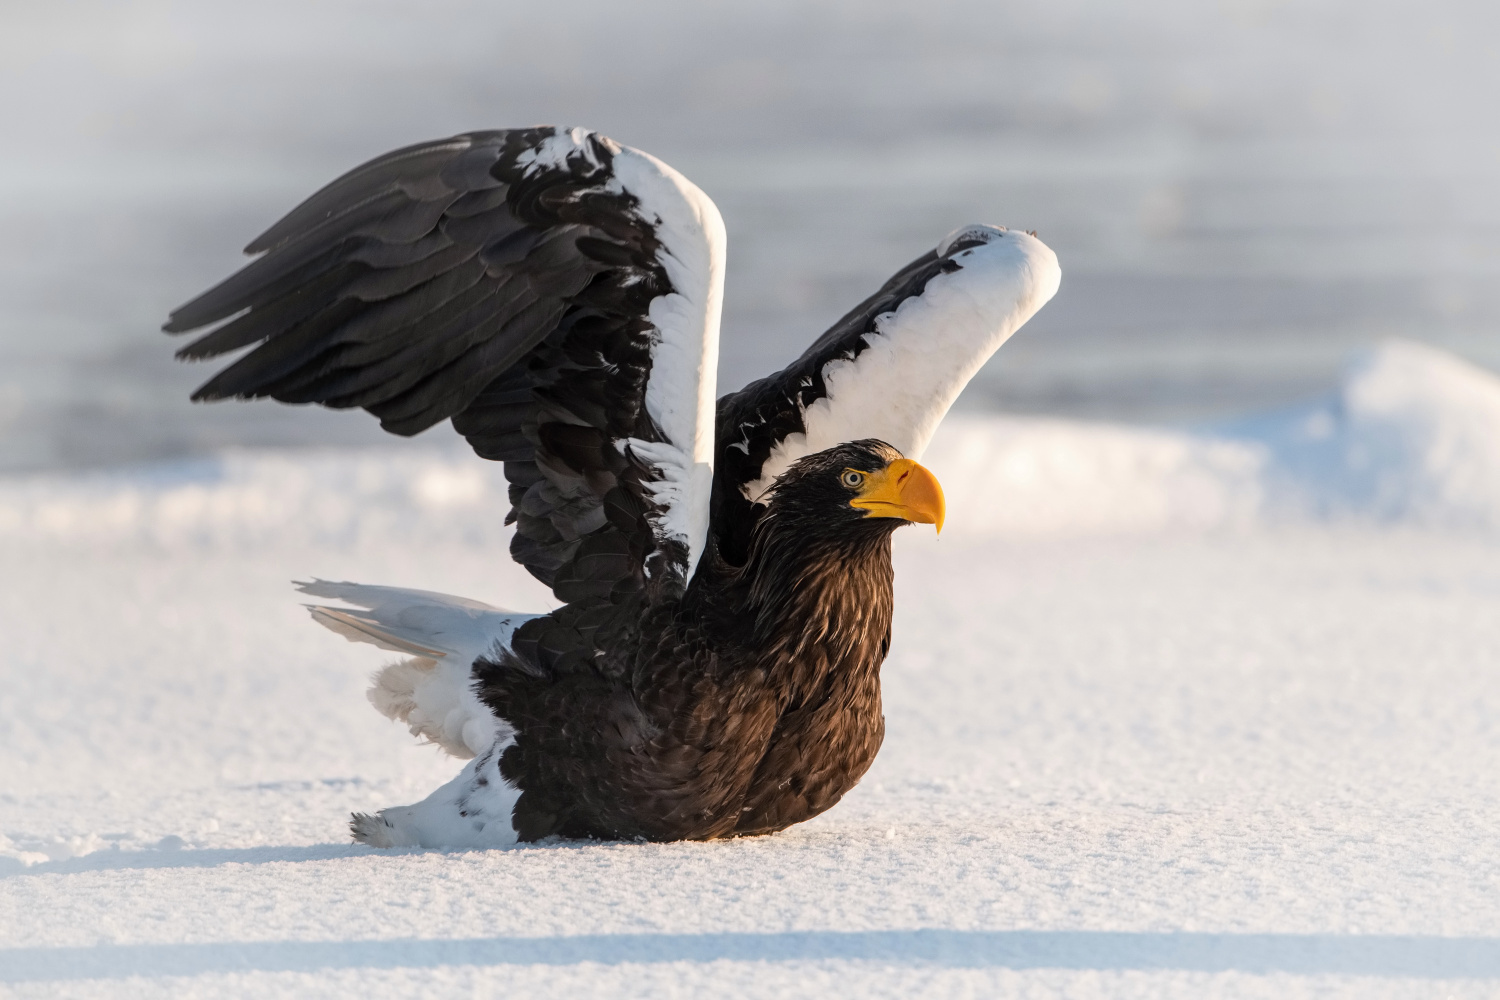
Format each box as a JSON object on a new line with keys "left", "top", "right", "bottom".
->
{"left": 840, "top": 469, "right": 866, "bottom": 489}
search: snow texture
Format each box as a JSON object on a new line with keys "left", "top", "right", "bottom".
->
{"left": 2, "top": 342, "right": 1499, "bottom": 997}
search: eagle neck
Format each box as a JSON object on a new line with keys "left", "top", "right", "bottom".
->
{"left": 728, "top": 516, "right": 897, "bottom": 700}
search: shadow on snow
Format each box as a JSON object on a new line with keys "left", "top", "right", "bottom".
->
{"left": 0, "top": 839, "right": 604, "bottom": 877}
{"left": 6, "top": 845, "right": 1496, "bottom": 981}
{"left": 4, "top": 931, "right": 1498, "bottom": 981}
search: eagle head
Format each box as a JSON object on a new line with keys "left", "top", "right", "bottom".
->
{"left": 765, "top": 439, "right": 945, "bottom": 538}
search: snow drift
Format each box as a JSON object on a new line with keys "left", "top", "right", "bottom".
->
{"left": 932, "top": 340, "right": 1500, "bottom": 534}
{"left": 0, "top": 340, "right": 1497, "bottom": 547}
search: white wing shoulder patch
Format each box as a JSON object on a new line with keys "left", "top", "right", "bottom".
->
{"left": 744, "top": 225, "right": 1060, "bottom": 500}
{"left": 609, "top": 144, "right": 727, "bottom": 582}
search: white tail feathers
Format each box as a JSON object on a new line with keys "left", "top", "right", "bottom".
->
{"left": 309, "top": 607, "right": 447, "bottom": 658}
{"left": 295, "top": 579, "right": 538, "bottom": 759}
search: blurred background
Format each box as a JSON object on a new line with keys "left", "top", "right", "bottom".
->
{"left": 2, "top": 0, "right": 1498, "bottom": 473}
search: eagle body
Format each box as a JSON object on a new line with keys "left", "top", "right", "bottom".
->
{"left": 490, "top": 441, "right": 901, "bottom": 842}
{"left": 164, "top": 127, "right": 1060, "bottom": 847}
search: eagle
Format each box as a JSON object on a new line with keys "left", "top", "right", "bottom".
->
{"left": 163, "top": 127, "right": 1060, "bottom": 847}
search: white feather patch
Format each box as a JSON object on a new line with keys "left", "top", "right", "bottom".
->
{"left": 609, "top": 145, "right": 725, "bottom": 584}
{"left": 515, "top": 126, "right": 603, "bottom": 173}
{"left": 366, "top": 656, "right": 508, "bottom": 759}
{"left": 744, "top": 227, "right": 1061, "bottom": 500}
{"left": 297, "top": 580, "right": 532, "bottom": 759}
{"left": 352, "top": 739, "right": 522, "bottom": 849}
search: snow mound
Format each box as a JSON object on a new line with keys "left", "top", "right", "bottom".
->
{"left": 0, "top": 341, "right": 1496, "bottom": 545}
{"left": 928, "top": 418, "right": 1266, "bottom": 535}
{"left": 931, "top": 340, "right": 1500, "bottom": 535}
{"left": 0, "top": 448, "right": 513, "bottom": 550}
{"left": 1247, "top": 340, "right": 1500, "bottom": 526}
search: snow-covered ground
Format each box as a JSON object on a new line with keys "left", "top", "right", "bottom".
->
{"left": 3, "top": 342, "right": 1499, "bottom": 998}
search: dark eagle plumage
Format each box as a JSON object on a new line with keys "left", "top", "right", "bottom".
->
{"left": 163, "top": 127, "right": 1061, "bottom": 846}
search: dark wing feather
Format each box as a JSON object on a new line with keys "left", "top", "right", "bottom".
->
{"left": 165, "top": 128, "right": 726, "bottom": 663}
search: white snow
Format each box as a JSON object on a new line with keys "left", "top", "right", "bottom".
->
{"left": 2, "top": 341, "right": 1499, "bottom": 997}
{"left": 929, "top": 339, "right": 1500, "bottom": 536}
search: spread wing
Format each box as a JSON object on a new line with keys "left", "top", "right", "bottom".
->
{"left": 709, "top": 225, "right": 1061, "bottom": 563}
{"left": 165, "top": 128, "right": 725, "bottom": 626}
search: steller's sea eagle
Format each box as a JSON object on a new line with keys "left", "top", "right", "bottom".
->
{"left": 163, "top": 127, "right": 1060, "bottom": 847}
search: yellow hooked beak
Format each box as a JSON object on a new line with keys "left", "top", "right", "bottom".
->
{"left": 849, "top": 458, "right": 945, "bottom": 533}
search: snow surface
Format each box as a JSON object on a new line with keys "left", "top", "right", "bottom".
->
{"left": 2, "top": 341, "right": 1499, "bottom": 997}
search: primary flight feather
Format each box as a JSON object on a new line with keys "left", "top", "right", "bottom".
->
{"left": 164, "top": 126, "right": 1060, "bottom": 846}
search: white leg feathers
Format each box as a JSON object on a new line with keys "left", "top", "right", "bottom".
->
{"left": 351, "top": 740, "right": 522, "bottom": 849}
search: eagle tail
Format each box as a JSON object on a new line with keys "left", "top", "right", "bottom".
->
{"left": 293, "top": 579, "right": 537, "bottom": 759}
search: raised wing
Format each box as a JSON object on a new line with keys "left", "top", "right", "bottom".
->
{"left": 165, "top": 128, "right": 725, "bottom": 616}
{"left": 710, "top": 225, "right": 1060, "bottom": 562}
